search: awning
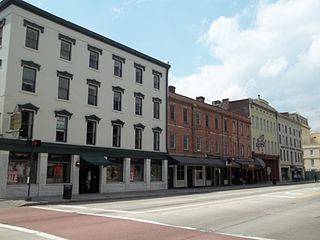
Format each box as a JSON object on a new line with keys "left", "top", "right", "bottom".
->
{"left": 169, "top": 155, "right": 224, "bottom": 167}
{"left": 235, "top": 158, "right": 266, "bottom": 170}
{"left": 81, "top": 154, "right": 112, "bottom": 166}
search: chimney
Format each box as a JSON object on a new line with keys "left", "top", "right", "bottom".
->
{"left": 220, "top": 98, "right": 229, "bottom": 109}
{"left": 168, "top": 85, "right": 175, "bottom": 93}
{"left": 212, "top": 100, "right": 221, "bottom": 106}
{"left": 196, "top": 96, "right": 205, "bottom": 103}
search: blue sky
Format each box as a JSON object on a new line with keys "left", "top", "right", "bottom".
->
{"left": 25, "top": 0, "right": 320, "bottom": 132}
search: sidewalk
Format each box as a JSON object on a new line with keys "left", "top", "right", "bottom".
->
{"left": 0, "top": 181, "right": 316, "bottom": 209}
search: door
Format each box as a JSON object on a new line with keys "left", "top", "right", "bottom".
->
{"left": 79, "top": 165, "right": 100, "bottom": 194}
{"left": 168, "top": 167, "right": 174, "bottom": 189}
{"left": 187, "top": 167, "right": 193, "bottom": 187}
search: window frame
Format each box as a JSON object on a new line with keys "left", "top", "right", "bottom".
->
{"left": 152, "top": 70, "right": 162, "bottom": 90}
{"left": 25, "top": 26, "right": 39, "bottom": 50}
{"left": 19, "top": 110, "right": 34, "bottom": 139}
{"left": 112, "top": 124, "right": 121, "bottom": 147}
{"left": 60, "top": 39, "right": 72, "bottom": 61}
{"left": 135, "top": 66, "right": 143, "bottom": 84}
{"left": 183, "top": 135, "right": 189, "bottom": 151}
{"left": 135, "top": 96, "right": 143, "bottom": 115}
{"left": 86, "top": 120, "right": 97, "bottom": 145}
{"left": 114, "top": 59, "right": 122, "bottom": 77}
{"left": 22, "top": 66, "right": 37, "bottom": 93}
{"left": 88, "top": 84, "right": 98, "bottom": 106}
{"left": 55, "top": 115, "right": 68, "bottom": 142}
{"left": 89, "top": 50, "right": 99, "bottom": 70}
{"left": 0, "top": 19, "right": 4, "bottom": 46}
{"left": 58, "top": 76, "right": 70, "bottom": 100}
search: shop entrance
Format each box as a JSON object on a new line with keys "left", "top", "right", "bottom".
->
{"left": 79, "top": 165, "right": 100, "bottom": 194}
{"left": 168, "top": 166, "right": 174, "bottom": 189}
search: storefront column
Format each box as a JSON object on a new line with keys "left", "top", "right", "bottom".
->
{"left": 173, "top": 165, "right": 177, "bottom": 188}
{"left": 145, "top": 159, "right": 151, "bottom": 190}
{"left": 162, "top": 160, "right": 168, "bottom": 189}
{"left": 202, "top": 166, "right": 206, "bottom": 186}
{"left": 100, "top": 165, "right": 106, "bottom": 193}
{"left": 38, "top": 153, "right": 48, "bottom": 195}
{"left": 124, "top": 158, "right": 131, "bottom": 185}
{"left": 71, "top": 155, "right": 80, "bottom": 195}
{"left": 0, "top": 151, "right": 9, "bottom": 198}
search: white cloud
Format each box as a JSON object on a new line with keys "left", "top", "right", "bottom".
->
{"left": 171, "top": 0, "right": 320, "bottom": 131}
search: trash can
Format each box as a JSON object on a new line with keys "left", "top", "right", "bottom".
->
{"left": 63, "top": 184, "right": 73, "bottom": 199}
{"left": 272, "top": 179, "right": 277, "bottom": 185}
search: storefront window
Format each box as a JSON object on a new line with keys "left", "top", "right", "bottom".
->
{"left": 196, "top": 166, "right": 203, "bottom": 180}
{"left": 47, "top": 154, "right": 71, "bottom": 183}
{"left": 177, "top": 165, "right": 184, "bottom": 180}
{"left": 130, "top": 159, "right": 144, "bottom": 182}
{"left": 7, "top": 152, "right": 37, "bottom": 184}
{"left": 106, "top": 158, "right": 123, "bottom": 182}
{"left": 206, "top": 167, "right": 212, "bottom": 180}
{"left": 151, "top": 160, "right": 162, "bottom": 181}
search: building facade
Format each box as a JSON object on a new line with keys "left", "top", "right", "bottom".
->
{"left": 0, "top": 0, "right": 170, "bottom": 198}
{"left": 227, "top": 97, "right": 279, "bottom": 181}
{"left": 304, "top": 133, "right": 320, "bottom": 180}
{"left": 167, "top": 86, "right": 264, "bottom": 189}
{"left": 277, "top": 113, "right": 304, "bottom": 181}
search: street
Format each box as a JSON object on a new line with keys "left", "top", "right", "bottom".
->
{"left": 0, "top": 183, "right": 319, "bottom": 240}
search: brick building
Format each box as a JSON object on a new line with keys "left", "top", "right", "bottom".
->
{"left": 167, "top": 86, "right": 265, "bottom": 188}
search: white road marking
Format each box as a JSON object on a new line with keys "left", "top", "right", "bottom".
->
{"left": 57, "top": 205, "right": 139, "bottom": 214}
{"left": 0, "top": 223, "right": 67, "bottom": 240}
{"left": 261, "top": 194, "right": 297, "bottom": 199}
{"left": 218, "top": 232, "right": 276, "bottom": 240}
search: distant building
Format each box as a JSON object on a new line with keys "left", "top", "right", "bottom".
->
{"left": 277, "top": 113, "right": 304, "bottom": 181}
{"left": 289, "top": 113, "right": 311, "bottom": 145}
{"left": 304, "top": 133, "right": 320, "bottom": 180}
{"left": 0, "top": 0, "right": 170, "bottom": 198}
{"left": 167, "top": 86, "right": 265, "bottom": 189}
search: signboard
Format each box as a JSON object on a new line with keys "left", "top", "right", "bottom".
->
{"left": 9, "top": 112, "right": 22, "bottom": 130}
{"left": 7, "top": 170, "right": 18, "bottom": 183}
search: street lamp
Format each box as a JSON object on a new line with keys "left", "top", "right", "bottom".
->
{"left": 25, "top": 139, "right": 41, "bottom": 201}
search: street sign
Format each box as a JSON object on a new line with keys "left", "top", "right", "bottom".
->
{"left": 9, "top": 112, "right": 22, "bottom": 130}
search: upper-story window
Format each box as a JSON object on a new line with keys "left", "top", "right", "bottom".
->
{"left": 196, "top": 137, "right": 201, "bottom": 151}
{"left": 196, "top": 111, "right": 201, "bottom": 126}
{"left": 183, "top": 108, "right": 188, "bottom": 123}
{"left": 21, "top": 60, "right": 41, "bottom": 93}
{"left": 20, "top": 110, "right": 34, "bottom": 139}
{"left": 153, "top": 97, "right": 162, "bottom": 119}
{"left": 134, "top": 92, "right": 144, "bottom": 116}
{"left": 57, "top": 71, "right": 73, "bottom": 101}
{"left": 153, "top": 127, "right": 162, "bottom": 151}
{"left": 169, "top": 104, "right": 175, "bottom": 120}
{"left": 111, "top": 119, "right": 125, "bottom": 148}
{"left": 183, "top": 135, "right": 189, "bottom": 151}
{"left": 112, "top": 86, "right": 124, "bottom": 111}
{"left": 54, "top": 109, "right": 72, "bottom": 142}
{"left": 169, "top": 132, "right": 176, "bottom": 149}
{"left": 113, "top": 54, "right": 125, "bottom": 78}
{"left": 0, "top": 18, "right": 5, "bottom": 46}
{"left": 134, "top": 123, "right": 145, "bottom": 150}
{"left": 88, "top": 45, "right": 102, "bottom": 70}
{"left": 215, "top": 115, "right": 219, "bottom": 130}
{"left": 205, "top": 113, "right": 210, "bottom": 128}
{"left": 58, "top": 34, "right": 76, "bottom": 61}
{"left": 85, "top": 115, "right": 101, "bottom": 145}
{"left": 87, "top": 79, "right": 101, "bottom": 106}
{"left": 223, "top": 118, "right": 228, "bottom": 132}
{"left": 240, "top": 123, "right": 244, "bottom": 135}
{"left": 24, "top": 20, "right": 44, "bottom": 50}
{"left": 134, "top": 63, "right": 145, "bottom": 84}
{"left": 152, "top": 70, "right": 162, "bottom": 90}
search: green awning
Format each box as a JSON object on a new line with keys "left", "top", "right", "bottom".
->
{"left": 81, "top": 154, "right": 111, "bottom": 166}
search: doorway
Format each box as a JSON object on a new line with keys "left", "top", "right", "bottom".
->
{"left": 79, "top": 165, "right": 100, "bottom": 194}
{"left": 187, "top": 167, "right": 193, "bottom": 187}
{"left": 168, "top": 166, "right": 174, "bottom": 189}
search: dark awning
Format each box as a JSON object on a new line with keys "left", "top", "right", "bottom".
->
{"left": 169, "top": 155, "right": 224, "bottom": 167}
{"left": 81, "top": 154, "right": 111, "bottom": 166}
{"left": 235, "top": 158, "right": 266, "bottom": 170}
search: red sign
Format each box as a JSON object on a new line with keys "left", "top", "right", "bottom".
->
{"left": 7, "top": 170, "right": 18, "bottom": 183}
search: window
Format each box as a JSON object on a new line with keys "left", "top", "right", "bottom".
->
{"left": 240, "top": 123, "right": 244, "bottom": 135}
{"left": 310, "top": 150, "right": 313, "bottom": 155}
{"left": 46, "top": 154, "right": 71, "bottom": 183}
{"left": 22, "top": 66, "right": 36, "bottom": 92}
{"left": 216, "top": 141, "right": 221, "bottom": 153}
{"left": 7, "top": 152, "right": 37, "bottom": 184}
{"left": 88, "top": 84, "right": 98, "bottom": 106}
{"left": 151, "top": 160, "right": 162, "bottom": 181}
{"left": 169, "top": 104, "right": 175, "bottom": 120}
{"left": 112, "top": 125, "right": 121, "bottom": 147}
{"left": 60, "top": 39, "right": 72, "bottom": 61}
{"left": 153, "top": 70, "right": 162, "bottom": 90}
{"left": 113, "top": 90, "right": 122, "bottom": 111}
{"left": 169, "top": 132, "right": 176, "bottom": 149}
{"left": 215, "top": 115, "right": 219, "bottom": 129}
{"left": 25, "top": 26, "right": 39, "bottom": 50}
{"left": 311, "top": 159, "right": 314, "bottom": 167}
{"left": 88, "top": 45, "right": 102, "bottom": 70}
{"left": 114, "top": 59, "right": 122, "bottom": 77}
{"left": 233, "top": 142, "right": 236, "bottom": 155}
{"left": 130, "top": 159, "right": 144, "bottom": 182}
{"left": 56, "top": 116, "right": 68, "bottom": 142}
{"left": 89, "top": 50, "right": 99, "bottom": 69}
{"left": 196, "top": 166, "right": 203, "bottom": 180}
{"left": 196, "top": 137, "right": 201, "bottom": 151}
{"left": 205, "top": 113, "right": 210, "bottom": 128}
{"left": 183, "top": 135, "right": 189, "bottom": 150}
{"left": 153, "top": 98, "right": 161, "bottom": 119}
{"left": 240, "top": 144, "right": 244, "bottom": 156}
{"left": 153, "top": 127, "right": 162, "bottom": 151}
{"left": 135, "top": 63, "right": 145, "bottom": 84}
{"left": 177, "top": 165, "right": 185, "bottom": 180}
{"left": 223, "top": 118, "right": 228, "bottom": 132}
{"left": 19, "top": 110, "right": 34, "bottom": 139}
{"left": 135, "top": 127, "right": 143, "bottom": 149}
{"left": 135, "top": 97, "right": 143, "bottom": 115}
{"left": 0, "top": 18, "right": 4, "bottom": 46}
{"left": 58, "top": 76, "right": 70, "bottom": 100}
{"left": 183, "top": 108, "right": 188, "bottom": 123}
{"left": 206, "top": 139, "right": 211, "bottom": 152}
{"left": 86, "top": 120, "right": 97, "bottom": 145}
{"left": 196, "top": 111, "right": 201, "bottom": 125}
{"left": 106, "top": 158, "right": 123, "bottom": 182}
{"left": 224, "top": 142, "right": 228, "bottom": 155}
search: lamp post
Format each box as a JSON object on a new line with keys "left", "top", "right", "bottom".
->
{"left": 25, "top": 139, "right": 41, "bottom": 201}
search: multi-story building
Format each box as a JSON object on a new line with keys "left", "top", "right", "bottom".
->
{"left": 277, "top": 113, "right": 304, "bottom": 181}
{"left": 167, "top": 86, "right": 264, "bottom": 188}
{"left": 289, "top": 113, "right": 311, "bottom": 145}
{"left": 0, "top": 0, "right": 170, "bottom": 198}
{"left": 304, "top": 133, "right": 320, "bottom": 180}
{"left": 227, "top": 97, "right": 279, "bottom": 181}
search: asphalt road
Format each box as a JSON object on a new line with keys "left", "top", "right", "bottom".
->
{"left": 0, "top": 183, "right": 319, "bottom": 240}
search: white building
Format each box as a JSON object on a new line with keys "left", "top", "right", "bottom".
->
{"left": 277, "top": 113, "right": 304, "bottom": 181}
{"left": 303, "top": 133, "right": 320, "bottom": 180}
{"left": 0, "top": 0, "right": 170, "bottom": 198}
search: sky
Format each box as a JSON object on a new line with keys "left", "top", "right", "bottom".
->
{"left": 24, "top": 0, "right": 320, "bottom": 132}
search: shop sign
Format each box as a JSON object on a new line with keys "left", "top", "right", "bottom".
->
{"left": 9, "top": 112, "right": 22, "bottom": 130}
{"left": 7, "top": 170, "right": 18, "bottom": 183}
